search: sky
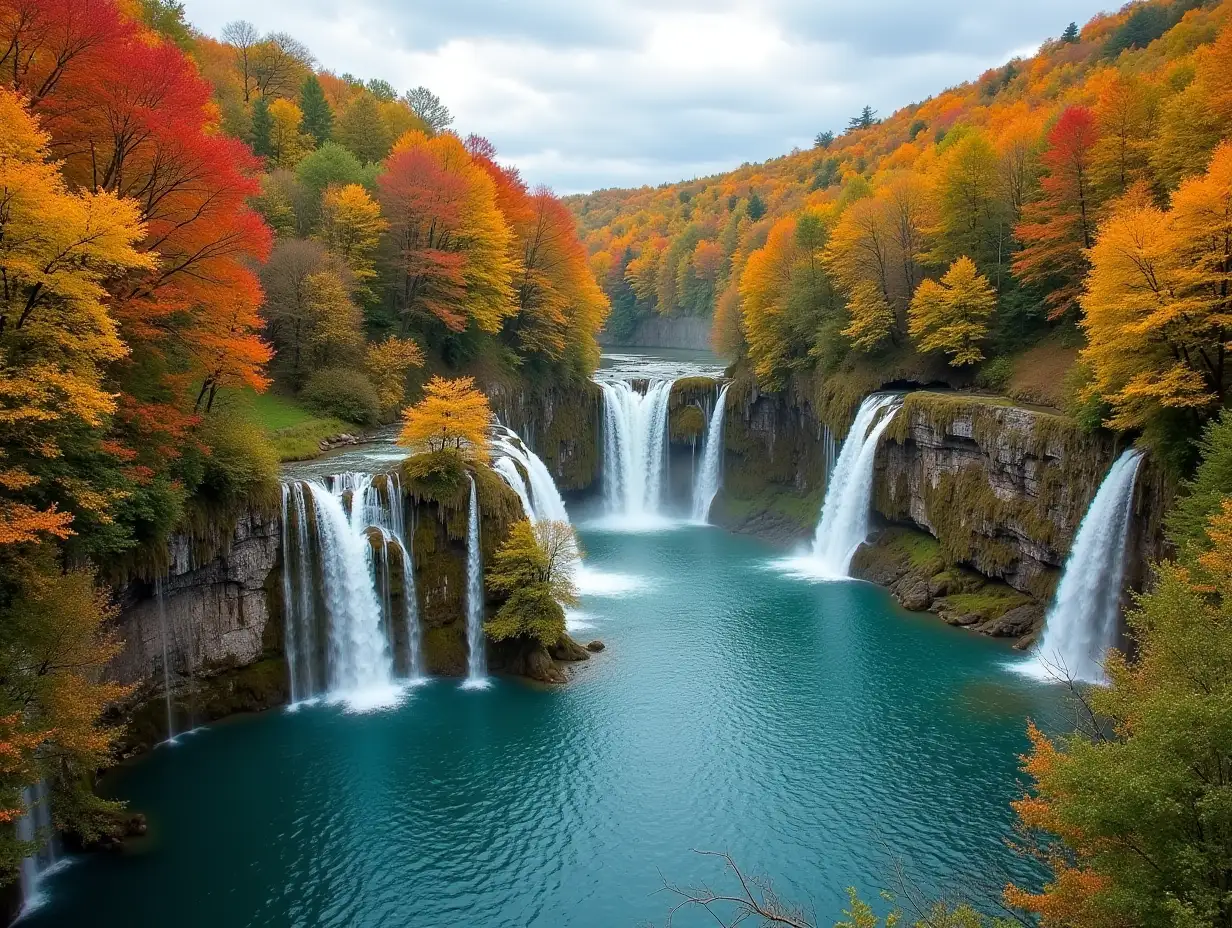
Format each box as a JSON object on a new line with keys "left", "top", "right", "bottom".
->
{"left": 183, "top": 0, "right": 1116, "bottom": 195}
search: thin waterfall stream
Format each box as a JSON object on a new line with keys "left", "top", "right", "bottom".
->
{"left": 691, "top": 382, "right": 731, "bottom": 523}
{"left": 1022, "top": 448, "right": 1144, "bottom": 684}
{"left": 462, "top": 474, "right": 488, "bottom": 688}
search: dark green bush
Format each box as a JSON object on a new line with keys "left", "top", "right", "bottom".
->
{"left": 302, "top": 367, "right": 381, "bottom": 425}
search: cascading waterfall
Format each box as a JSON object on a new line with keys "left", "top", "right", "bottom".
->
{"left": 808, "top": 394, "right": 901, "bottom": 578}
{"left": 599, "top": 379, "right": 675, "bottom": 522}
{"left": 16, "top": 779, "right": 59, "bottom": 914}
{"left": 155, "top": 578, "right": 175, "bottom": 742}
{"left": 1026, "top": 448, "right": 1144, "bottom": 684}
{"left": 279, "top": 472, "right": 424, "bottom": 709}
{"left": 463, "top": 474, "right": 488, "bottom": 688}
{"left": 691, "top": 383, "right": 731, "bottom": 523}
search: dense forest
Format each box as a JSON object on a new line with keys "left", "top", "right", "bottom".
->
{"left": 0, "top": 0, "right": 606, "bottom": 875}
{"left": 571, "top": 0, "right": 1232, "bottom": 467}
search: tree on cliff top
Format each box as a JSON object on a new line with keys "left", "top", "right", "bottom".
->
{"left": 399, "top": 376, "right": 491, "bottom": 462}
{"left": 485, "top": 519, "right": 580, "bottom": 648}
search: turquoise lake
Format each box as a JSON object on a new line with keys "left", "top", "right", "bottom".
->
{"left": 26, "top": 518, "right": 1068, "bottom": 927}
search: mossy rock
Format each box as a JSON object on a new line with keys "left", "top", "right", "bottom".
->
{"left": 423, "top": 624, "right": 469, "bottom": 676}
{"left": 669, "top": 404, "right": 706, "bottom": 444}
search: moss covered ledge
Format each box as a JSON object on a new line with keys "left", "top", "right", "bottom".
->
{"left": 850, "top": 527, "right": 1045, "bottom": 647}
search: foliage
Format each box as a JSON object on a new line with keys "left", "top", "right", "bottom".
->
{"left": 317, "top": 182, "right": 387, "bottom": 292}
{"left": 1008, "top": 502, "right": 1232, "bottom": 928}
{"left": 335, "top": 92, "right": 392, "bottom": 164}
{"left": 1165, "top": 410, "right": 1232, "bottom": 560}
{"left": 399, "top": 376, "right": 492, "bottom": 461}
{"left": 378, "top": 131, "right": 516, "bottom": 336}
{"left": 301, "top": 367, "right": 381, "bottom": 426}
{"left": 1081, "top": 146, "right": 1232, "bottom": 433}
{"left": 0, "top": 561, "right": 131, "bottom": 876}
{"left": 403, "top": 86, "right": 452, "bottom": 132}
{"left": 364, "top": 337, "right": 425, "bottom": 413}
{"left": 191, "top": 412, "right": 280, "bottom": 513}
{"left": 299, "top": 75, "right": 333, "bottom": 145}
{"left": 485, "top": 519, "right": 579, "bottom": 647}
{"left": 908, "top": 257, "right": 996, "bottom": 365}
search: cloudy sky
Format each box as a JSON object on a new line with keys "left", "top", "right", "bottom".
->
{"left": 183, "top": 0, "right": 1114, "bottom": 195}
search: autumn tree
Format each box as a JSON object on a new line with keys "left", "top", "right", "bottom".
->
{"left": 378, "top": 131, "right": 515, "bottom": 336}
{"left": 221, "top": 20, "right": 260, "bottom": 102}
{"left": 1081, "top": 146, "right": 1232, "bottom": 433}
{"left": 931, "top": 132, "right": 1011, "bottom": 282}
{"left": 0, "top": 87, "right": 151, "bottom": 545}
{"left": 259, "top": 239, "right": 354, "bottom": 385}
{"left": 251, "top": 32, "right": 312, "bottom": 99}
{"left": 399, "top": 376, "right": 492, "bottom": 461}
{"left": 485, "top": 519, "right": 579, "bottom": 648}
{"left": 268, "top": 98, "right": 311, "bottom": 169}
{"left": 1008, "top": 501, "right": 1232, "bottom": 928}
{"left": 335, "top": 92, "right": 392, "bottom": 163}
{"left": 318, "top": 183, "right": 387, "bottom": 295}
{"left": 1090, "top": 72, "right": 1159, "bottom": 199}
{"left": 364, "top": 337, "right": 424, "bottom": 414}
{"left": 908, "top": 256, "right": 996, "bottom": 365}
{"left": 740, "top": 210, "right": 839, "bottom": 388}
{"left": 1013, "top": 106, "right": 1101, "bottom": 319}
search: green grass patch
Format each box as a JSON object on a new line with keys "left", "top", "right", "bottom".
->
{"left": 943, "top": 584, "right": 1031, "bottom": 620}
{"left": 230, "top": 389, "right": 354, "bottom": 462}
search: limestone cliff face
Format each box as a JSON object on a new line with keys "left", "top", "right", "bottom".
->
{"left": 485, "top": 379, "right": 602, "bottom": 493}
{"left": 109, "top": 510, "right": 286, "bottom": 753}
{"left": 110, "top": 510, "right": 282, "bottom": 688}
{"left": 873, "top": 393, "right": 1119, "bottom": 600}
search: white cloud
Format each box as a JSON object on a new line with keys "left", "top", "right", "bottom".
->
{"left": 181, "top": 0, "right": 1115, "bottom": 194}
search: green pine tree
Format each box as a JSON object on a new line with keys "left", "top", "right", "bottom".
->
{"left": 1061, "top": 21, "right": 1080, "bottom": 43}
{"left": 299, "top": 75, "right": 333, "bottom": 145}
{"left": 250, "top": 96, "right": 273, "bottom": 158}
{"left": 335, "top": 93, "right": 392, "bottom": 164}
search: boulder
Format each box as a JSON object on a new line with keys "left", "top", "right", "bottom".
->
{"left": 585, "top": 640, "right": 605, "bottom": 653}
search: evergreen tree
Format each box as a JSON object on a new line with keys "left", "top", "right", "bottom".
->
{"left": 250, "top": 96, "right": 273, "bottom": 157}
{"left": 847, "top": 105, "right": 878, "bottom": 130}
{"left": 299, "top": 75, "right": 333, "bottom": 145}
{"left": 335, "top": 93, "right": 392, "bottom": 163}
{"left": 1061, "top": 21, "right": 1080, "bottom": 43}
{"left": 814, "top": 130, "right": 834, "bottom": 149}
{"left": 746, "top": 191, "right": 766, "bottom": 221}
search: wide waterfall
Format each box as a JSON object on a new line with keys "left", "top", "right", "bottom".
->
{"left": 691, "top": 383, "right": 731, "bottom": 523}
{"left": 462, "top": 474, "right": 488, "bottom": 688}
{"left": 16, "top": 779, "right": 60, "bottom": 914}
{"left": 599, "top": 379, "right": 674, "bottom": 524}
{"left": 279, "top": 473, "right": 423, "bottom": 710}
{"left": 808, "top": 394, "right": 901, "bottom": 578}
{"left": 1025, "top": 448, "right": 1144, "bottom": 684}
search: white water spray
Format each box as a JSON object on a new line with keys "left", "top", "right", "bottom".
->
{"left": 691, "top": 383, "right": 731, "bottom": 523}
{"left": 16, "top": 780, "right": 61, "bottom": 915}
{"left": 463, "top": 474, "right": 488, "bottom": 688}
{"left": 1025, "top": 448, "right": 1144, "bottom": 684}
{"left": 599, "top": 379, "right": 674, "bottom": 523}
{"left": 808, "top": 394, "right": 900, "bottom": 578}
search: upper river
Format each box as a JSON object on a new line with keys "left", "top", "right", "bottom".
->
{"left": 24, "top": 351, "right": 1071, "bottom": 928}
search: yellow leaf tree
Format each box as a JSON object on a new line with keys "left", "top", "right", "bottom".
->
{"left": 318, "top": 183, "right": 388, "bottom": 296}
{"left": 268, "top": 98, "right": 312, "bottom": 169}
{"left": 908, "top": 256, "right": 995, "bottom": 366}
{"left": 400, "top": 376, "right": 491, "bottom": 462}
{"left": 1081, "top": 146, "right": 1232, "bottom": 432}
{"left": 842, "top": 281, "right": 896, "bottom": 352}
{"left": 0, "top": 87, "right": 152, "bottom": 545}
{"left": 365, "top": 336, "right": 425, "bottom": 413}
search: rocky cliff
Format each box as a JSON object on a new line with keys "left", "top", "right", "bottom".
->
{"left": 485, "top": 379, "right": 602, "bottom": 494}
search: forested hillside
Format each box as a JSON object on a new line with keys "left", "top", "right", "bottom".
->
{"left": 572, "top": 0, "right": 1232, "bottom": 466}
{"left": 0, "top": 0, "right": 605, "bottom": 869}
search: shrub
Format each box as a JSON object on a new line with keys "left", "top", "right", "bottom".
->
{"left": 302, "top": 367, "right": 380, "bottom": 426}
{"left": 975, "top": 356, "right": 1014, "bottom": 392}
{"left": 195, "top": 413, "right": 280, "bottom": 510}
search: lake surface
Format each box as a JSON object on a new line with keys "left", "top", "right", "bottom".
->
{"left": 29, "top": 513, "right": 1067, "bottom": 927}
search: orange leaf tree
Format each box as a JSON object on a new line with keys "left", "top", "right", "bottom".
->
{"left": 399, "top": 376, "right": 492, "bottom": 463}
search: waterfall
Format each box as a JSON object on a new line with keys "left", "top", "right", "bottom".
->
{"left": 808, "top": 394, "right": 901, "bottom": 578}
{"left": 279, "top": 473, "right": 422, "bottom": 710}
{"left": 154, "top": 578, "right": 175, "bottom": 742}
{"left": 16, "top": 779, "right": 59, "bottom": 914}
{"left": 1026, "top": 448, "right": 1144, "bottom": 684}
{"left": 462, "top": 475, "right": 488, "bottom": 688}
{"left": 599, "top": 379, "right": 674, "bottom": 523}
{"left": 691, "top": 383, "right": 731, "bottom": 523}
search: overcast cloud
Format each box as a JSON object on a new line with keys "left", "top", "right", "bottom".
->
{"left": 183, "top": 0, "right": 1114, "bottom": 194}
